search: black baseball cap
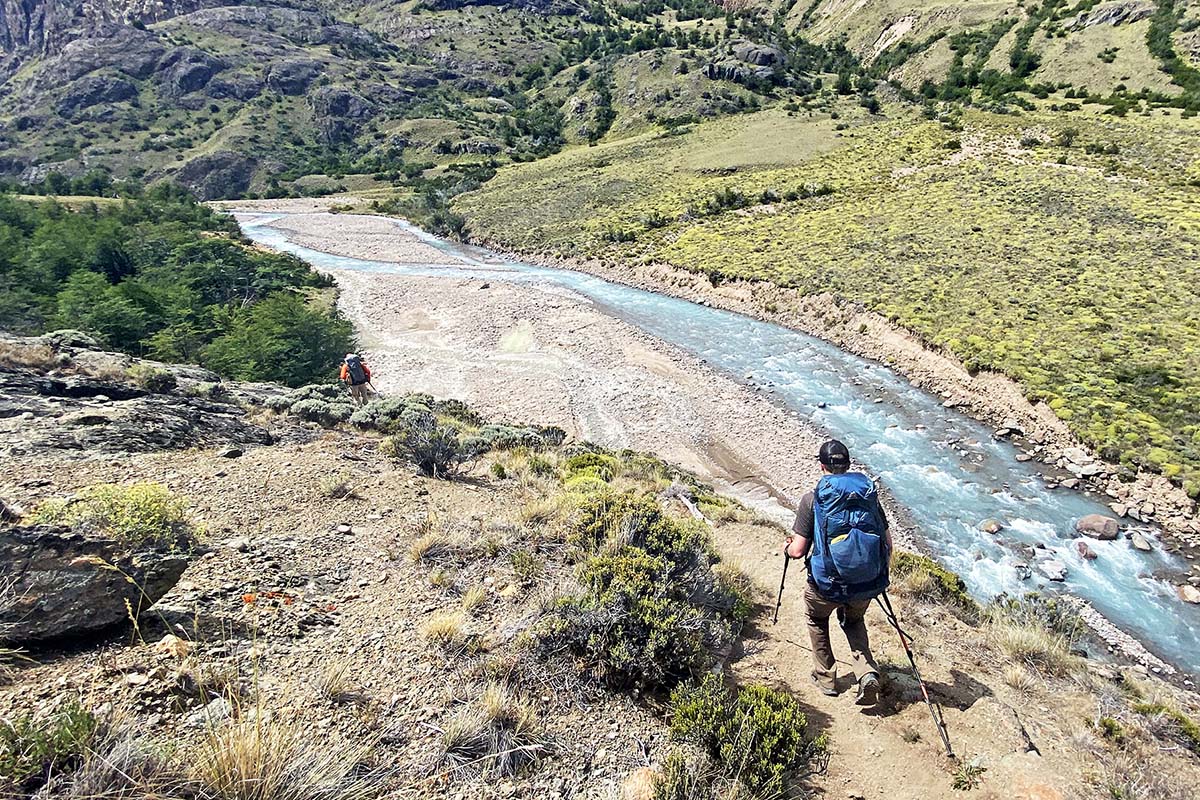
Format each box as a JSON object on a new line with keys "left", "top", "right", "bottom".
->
{"left": 818, "top": 439, "right": 851, "bottom": 469}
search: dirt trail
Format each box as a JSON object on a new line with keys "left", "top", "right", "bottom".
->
{"left": 228, "top": 206, "right": 1097, "bottom": 799}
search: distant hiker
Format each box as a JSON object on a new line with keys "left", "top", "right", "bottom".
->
{"left": 784, "top": 439, "right": 891, "bottom": 706}
{"left": 340, "top": 353, "right": 375, "bottom": 406}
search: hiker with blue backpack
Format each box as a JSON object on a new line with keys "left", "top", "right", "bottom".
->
{"left": 784, "top": 439, "right": 892, "bottom": 707}
{"left": 340, "top": 353, "right": 376, "bottom": 406}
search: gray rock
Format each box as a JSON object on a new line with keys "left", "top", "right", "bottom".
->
{"left": 1075, "top": 540, "right": 1097, "bottom": 560}
{"left": 1039, "top": 559, "right": 1068, "bottom": 581}
{"left": 308, "top": 86, "right": 373, "bottom": 144}
{"left": 732, "top": 41, "right": 784, "bottom": 67}
{"left": 1178, "top": 585, "right": 1200, "bottom": 604}
{"left": 171, "top": 151, "right": 256, "bottom": 201}
{"left": 186, "top": 696, "right": 233, "bottom": 728}
{"left": 57, "top": 75, "right": 137, "bottom": 117}
{"left": 219, "top": 446, "right": 243, "bottom": 459}
{"left": 1075, "top": 514, "right": 1120, "bottom": 540}
{"left": 1129, "top": 532, "right": 1152, "bottom": 552}
{"left": 0, "top": 524, "right": 191, "bottom": 643}
{"left": 157, "top": 47, "right": 225, "bottom": 96}
{"left": 266, "top": 59, "right": 323, "bottom": 95}
{"left": 206, "top": 74, "right": 263, "bottom": 101}
{"left": 978, "top": 518, "right": 1005, "bottom": 534}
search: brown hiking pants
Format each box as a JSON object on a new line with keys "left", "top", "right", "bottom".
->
{"left": 805, "top": 581, "right": 878, "bottom": 692}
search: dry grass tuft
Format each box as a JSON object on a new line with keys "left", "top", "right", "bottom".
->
{"left": 317, "top": 660, "right": 357, "bottom": 704}
{"left": 440, "top": 682, "right": 548, "bottom": 777}
{"left": 1002, "top": 664, "right": 1038, "bottom": 692}
{"left": 319, "top": 472, "right": 358, "bottom": 500}
{"left": 191, "top": 721, "right": 381, "bottom": 800}
{"left": 0, "top": 342, "right": 57, "bottom": 371}
{"left": 988, "top": 617, "right": 1083, "bottom": 677}
{"left": 422, "top": 611, "right": 468, "bottom": 651}
{"left": 462, "top": 585, "right": 489, "bottom": 613}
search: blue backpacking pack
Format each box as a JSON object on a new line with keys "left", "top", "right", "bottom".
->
{"left": 810, "top": 472, "right": 890, "bottom": 603}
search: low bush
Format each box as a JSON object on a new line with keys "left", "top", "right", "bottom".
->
{"left": 126, "top": 364, "right": 178, "bottom": 393}
{"left": 562, "top": 452, "right": 620, "bottom": 482}
{"left": 538, "top": 493, "right": 742, "bottom": 691}
{"left": 384, "top": 410, "right": 488, "bottom": 478}
{"left": 1132, "top": 703, "right": 1200, "bottom": 754}
{"left": 666, "top": 674, "right": 822, "bottom": 799}
{"left": 30, "top": 482, "right": 191, "bottom": 548}
{"left": 890, "top": 551, "right": 978, "bottom": 614}
{"left": 0, "top": 702, "right": 101, "bottom": 794}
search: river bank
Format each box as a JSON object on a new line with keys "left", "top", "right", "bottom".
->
{"left": 231, "top": 205, "right": 921, "bottom": 544}
{"left": 473, "top": 244, "right": 1200, "bottom": 554}
{"left": 226, "top": 201, "right": 1200, "bottom": 678}
{"left": 218, "top": 199, "right": 1198, "bottom": 555}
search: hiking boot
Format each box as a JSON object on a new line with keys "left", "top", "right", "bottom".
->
{"left": 812, "top": 674, "right": 838, "bottom": 697}
{"left": 855, "top": 672, "right": 880, "bottom": 706}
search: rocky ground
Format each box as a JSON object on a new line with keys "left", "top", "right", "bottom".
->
{"left": 3, "top": 334, "right": 1200, "bottom": 800}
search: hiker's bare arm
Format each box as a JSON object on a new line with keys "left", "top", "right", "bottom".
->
{"left": 784, "top": 534, "right": 809, "bottom": 559}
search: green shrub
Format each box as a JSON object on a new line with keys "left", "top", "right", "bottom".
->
{"left": 562, "top": 452, "right": 620, "bottom": 482}
{"left": 0, "top": 702, "right": 100, "bottom": 794}
{"left": 668, "top": 674, "right": 822, "bottom": 798}
{"left": 490, "top": 462, "right": 507, "bottom": 479}
{"left": 289, "top": 398, "right": 353, "bottom": 426}
{"left": 890, "top": 551, "right": 978, "bottom": 613}
{"left": 563, "top": 475, "right": 609, "bottom": 494}
{"left": 202, "top": 293, "right": 354, "bottom": 388}
{"left": 1132, "top": 703, "right": 1200, "bottom": 753}
{"left": 510, "top": 548, "right": 543, "bottom": 584}
{"left": 539, "top": 493, "right": 741, "bottom": 691}
{"left": 348, "top": 395, "right": 432, "bottom": 431}
{"left": 385, "top": 410, "right": 487, "bottom": 478}
{"left": 30, "top": 482, "right": 190, "bottom": 548}
{"left": 126, "top": 364, "right": 177, "bottom": 393}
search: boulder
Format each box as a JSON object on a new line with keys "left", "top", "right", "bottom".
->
{"left": 1129, "top": 532, "right": 1152, "bottom": 552}
{"left": 1075, "top": 514, "right": 1120, "bottom": 540}
{"left": 266, "top": 59, "right": 323, "bottom": 95}
{"left": 0, "top": 524, "right": 191, "bottom": 643}
{"left": 57, "top": 75, "right": 137, "bottom": 117}
{"left": 172, "top": 151, "right": 256, "bottom": 201}
{"left": 732, "top": 41, "right": 784, "bottom": 67}
{"left": 206, "top": 74, "right": 263, "bottom": 100}
{"left": 1178, "top": 585, "right": 1200, "bottom": 605}
{"left": 1075, "top": 540, "right": 1097, "bottom": 560}
{"left": 157, "top": 48, "right": 225, "bottom": 96}
{"left": 978, "top": 518, "right": 1005, "bottom": 534}
{"left": 1039, "top": 559, "right": 1068, "bottom": 582}
{"left": 308, "top": 86, "right": 373, "bottom": 144}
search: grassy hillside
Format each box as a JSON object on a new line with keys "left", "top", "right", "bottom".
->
{"left": 455, "top": 102, "right": 1200, "bottom": 497}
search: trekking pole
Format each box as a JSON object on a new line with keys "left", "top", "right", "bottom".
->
{"left": 772, "top": 554, "right": 791, "bottom": 625}
{"left": 875, "top": 591, "right": 955, "bottom": 759}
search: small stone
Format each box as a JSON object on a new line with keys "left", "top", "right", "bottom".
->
{"left": 218, "top": 446, "right": 243, "bottom": 458}
{"left": 125, "top": 672, "right": 149, "bottom": 686}
{"left": 186, "top": 696, "right": 232, "bottom": 727}
{"left": 1129, "top": 532, "right": 1152, "bottom": 552}
{"left": 336, "top": 524, "right": 353, "bottom": 534}
{"left": 1075, "top": 540, "right": 1097, "bottom": 560}
{"left": 1177, "top": 585, "right": 1200, "bottom": 604}
{"left": 1016, "top": 453, "right": 1033, "bottom": 462}
{"left": 1110, "top": 503, "right": 1128, "bottom": 517}
{"left": 978, "top": 519, "right": 1005, "bottom": 534}
{"left": 1039, "top": 559, "right": 1068, "bottom": 582}
{"left": 224, "top": 537, "right": 250, "bottom": 552}
{"left": 1061, "top": 478, "right": 1081, "bottom": 490}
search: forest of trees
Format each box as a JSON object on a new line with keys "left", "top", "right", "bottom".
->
{"left": 0, "top": 189, "right": 353, "bottom": 386}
